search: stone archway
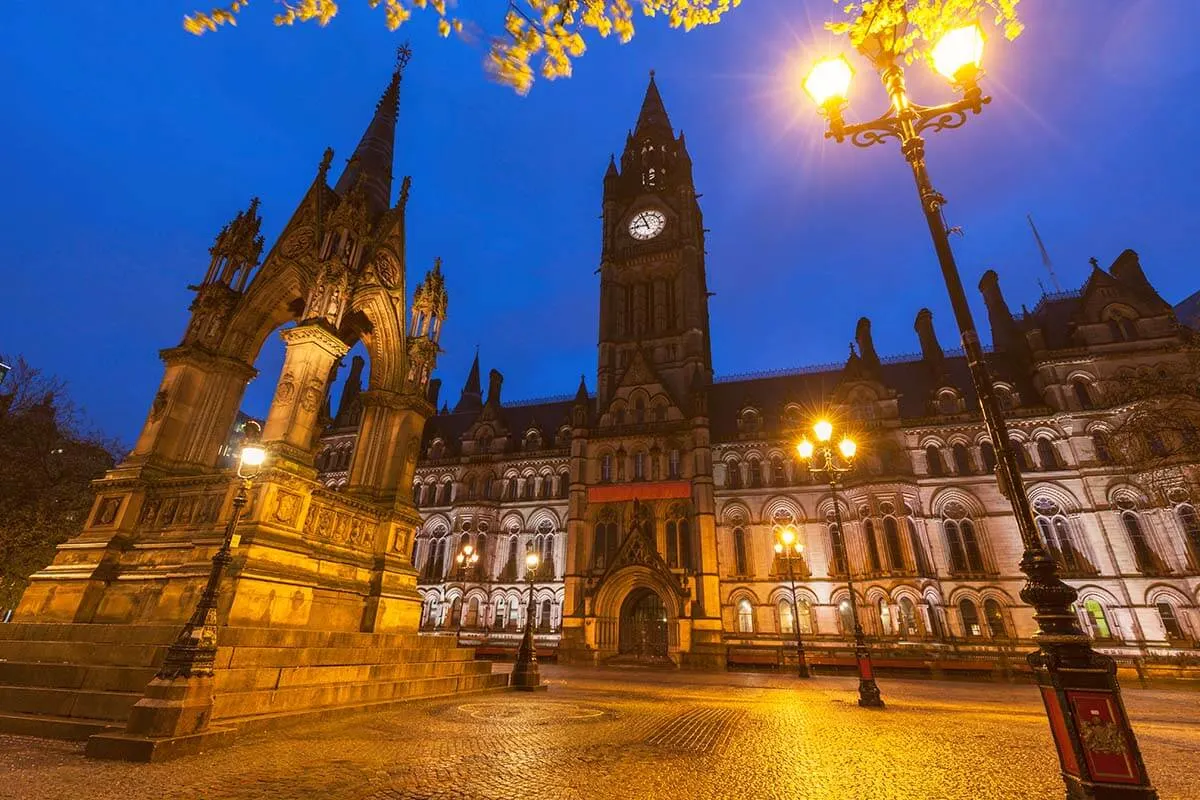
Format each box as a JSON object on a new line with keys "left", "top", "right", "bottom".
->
{"left": 618, "top": 588, "right": 669, "bottom": 659}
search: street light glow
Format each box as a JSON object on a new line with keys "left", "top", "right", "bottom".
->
{"left": 780, "top": 525, "right": 796, "bottom": 546}
{"left": 839, "top": 438, "right": 857, "bottom": 459}
{"left": 813, "top": 420, "right": 833, "bottom": 442}
{"left": 797, "top": 439, "right": 814, "bottom": 459}
{"left": 239, "top": 444, "right": 267, "bottom": 468}
{"left": 525, "top": 552, "right": 540, "bottom": 571}
{"left": 931, "top": 24, "right": 985, "bottom": 82}
{"left": 803, "top": 56, "right": 853, "bottom": 108}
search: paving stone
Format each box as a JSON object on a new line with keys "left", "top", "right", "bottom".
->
{"left": 0, "top": 665, "right": 1196, "bottom": 800}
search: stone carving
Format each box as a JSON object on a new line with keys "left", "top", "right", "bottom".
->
{"left": 94, "top": 497, "right": 122, "bottom": 526}
{"left": 302, "top": 500, "right": 375, "bottom": 550}
{"left": 277, "top": 372, "right": 296, "bottom": 405}
{"left": 374, "top": 251, "right": 399, "bottom": 289}
{"left": 282, "top": 226, "right": 315, "bottom": 259}
{"left": 301, "top": 382, "right": 323, "bottom": 413}
{"left": 274, "top": 492, "right": 300, "bottom": 523}
{"left": 149, "top": 390, "right": 168, "bottom": 422}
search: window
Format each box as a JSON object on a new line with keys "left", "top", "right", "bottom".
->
{"left": 960, "top": 520, "right": 984, "bottom": 572}
{"left": 883, "top": 516, "right": 906, "bottom": 572}
{"left": 747, "top": 458, "right": 762, "bottom": 488}
{"left": 558, "top": 471, "right": 570, "bottom": 498}
{"left": 1107, "top": 313, "right": 1137, "bottom": 342}
{"left": 942, "top": 504, "right": 985, "bottom": 574}
{"left": 1034, "top": 498, "right": 1083, "bottom": 574}
{"left": 952, "top": 443, "right": 972, "bottom": 475}
{"left": 937, "top": 392, "right": 959, "bottom": 415}
{"left": 733, "top": 527, "right": 749, "bottom": 576}
{"left": 1010, "top": 439, "right": 1032, "bottom": 471}
{"left": 1092, "top": 432, "right": 1113, "bottom": 465}
{"left": 465, "top": 476, "right": 477, "bottom": 501}
{"left": 653, "top": 402, "right": 667, "bottom": 422}
{"left": 1036, "top": 438, "right": 1060, "bottom": 470}
{"left": 1082, "top": 599, "right": 1113, "bottom": 640}
{"left": 838, "top": 598, "right": 856, "bottom": 634}
{"left": 539, "top": 599, "right": 554, "bottom": 631}
{"left": 898, "top": 597, "right": 920, "bottom": 638}
{"left": 1073, "top": 379, "right": 1095, "bottom": 410}
{"left": 665, "top": 506, "right": 692, "bottom": 570}
{"left": 633, "top": 451, "right": 646, "bottom": 481}
{"left": 600, "top": 454, "right": 613, "bottom": 484}
{"left": 828, "top": 520, "right": 848, "bottom": 575}
{"left": 1121, "top": 508, "right": 1162, "bottom": 574}
{"left": 980, "top": 440, "right": 997, "bottom": 473}
{"left": 907, "top": 517, "right": 933, "bottom": 577}
{"left": 983, "top": 599, "right": 1007, "bottom": 638}
{"left": 413, "top": 483, "right": 423, "bottom": 505}
{"left": 736, "top": 598, "right": 754, "bottom": 633}
{"left": 524, "top": 431, "right": 542, "bottom": 450}
{"left": 592, "top": 521, "right": 618, "bottom": 571}
{"left": 959, "top": 599, "right": 982, "bottom": 637}
{"left": 725, "top": 461, "right": 743, "bottom": 489}
{"left": 925, "top": 446, "right": 945, "bottom": 477}
{"left": 796, "top": 600, "right": 813, "bottom": 635}
{"left": 878, "top": 599, "right": 892, "bottom": 636}
{"left": 464, "top": 597, "right": 480, "bottom": 629}
{"left": 504, "top": 479, "right": 517, "bottom": 501}
{"left": 1157, "top": 602, "right": 1185, "bottom": 640}
{"left": 1178, "top": 503, "right": 1200, "bottom": 566}
{"left": 508, "top": 600, "right": 521, "bottom": 630}
{"left": 863, "top": 519, "right": 883, "bottom": 572}
{"left": 778, "top": 599, "right": 794, "bottom": 634}
{"left": 771, "top": 456, "right": 786, "bottom": 486}
{"left": 522, "top": 478, "right": 534, "bottom": 500}
{"left": 633, "top": 396, "right": 646, "bottom": 424}
{"left": 494, "top": 599, "right": 505, "bottom": 629}
{"left": 668, "top": 449, "right": 681, "bottom": 480}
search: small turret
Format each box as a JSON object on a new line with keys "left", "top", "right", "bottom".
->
{"left": 405, "top": 257, "right": 448, "bottom": 398}
{"left": 454, "top": 350, "right": 483, "bottom": 413}
{"left": 979, "top": 270, "right": 1030, "bottom": 361}
{"left": 201, "top": 198, "right": 264, "bottom": 292}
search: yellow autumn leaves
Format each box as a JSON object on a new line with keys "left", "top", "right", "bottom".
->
{"left": 182, "top": 0, "right": 1021, "bottom": 94}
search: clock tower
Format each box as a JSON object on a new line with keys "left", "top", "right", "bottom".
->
{"left": 597, "top": 72, "right": 713, "bottom": 410}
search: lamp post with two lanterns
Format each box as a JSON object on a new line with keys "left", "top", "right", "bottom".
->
{"left": 800, "top": 17, "right": 1155, "bottom": 797}
{"left": 454, "top": 544, "right": 480, "bottom": 635}
{"left": 774, "top": 526, "right": 810, "bottom": 679}
{"left": 798, "top": 420, "right": 883, "bottom": 708}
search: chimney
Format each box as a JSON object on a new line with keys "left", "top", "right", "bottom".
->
{"left": 978, "top": 270, "right": 1026, "bottom": 358}
{"left": 485, "top": 369, "right": 504, "bottom": 408}
{"left": 914, "top": 308, "right": 945, "bottom": 375}
{"left": 427, "top": 378, "right": 442, "bottom": 408}
{"left": 855, "top": 317, "right": 882, "bottom": 373}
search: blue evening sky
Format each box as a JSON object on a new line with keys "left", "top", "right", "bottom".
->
{"left": 2, "top": 2, "right": 1197, "bottom": 444}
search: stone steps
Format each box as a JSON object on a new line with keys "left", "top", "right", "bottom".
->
{"left": 0, "top": 623, "right": 502, "bottom": 744}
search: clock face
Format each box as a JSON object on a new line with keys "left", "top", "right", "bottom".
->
{"left": 628, "top": 209, "right": 666, "bottom": 241}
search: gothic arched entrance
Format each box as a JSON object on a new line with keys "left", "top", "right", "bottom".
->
{"left": 618, "top": 588, "right": 669, "bottom": 659}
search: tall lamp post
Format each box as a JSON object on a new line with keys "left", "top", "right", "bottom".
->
{"left": 157, "top": 421, "right": 266, "bottom": 679}
{"left": 774, "top": 525, "right": 811, "bottom": 678}
{"left": 801, "top": 19, "right": 1155, "bottom": 797}
{"left": 510, "top": 551, "right": 546, "bottom": 691}
{"left": 454, "top": 544, "right": 479, "bottom": 636}
{"left": 798, "top": 420, "right": 884, "bottom": 708}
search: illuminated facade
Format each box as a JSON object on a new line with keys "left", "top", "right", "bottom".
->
{"left": 319, "top": 76, "right": 1200, "bottom": 672}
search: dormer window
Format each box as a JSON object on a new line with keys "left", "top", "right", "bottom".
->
{"left": 936, "top": 390, "right": 960, "bottom": 416}
{"left": 524, "top": 430, "right": 542, "bottom": 451}
{"left": 428, "top": 439, "right": 445, "bottom": 460}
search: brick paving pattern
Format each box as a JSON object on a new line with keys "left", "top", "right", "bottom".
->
{"left": 2, "top": 665, "right": 1198, "bottom": 800}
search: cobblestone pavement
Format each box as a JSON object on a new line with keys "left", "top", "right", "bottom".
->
{"left": 3, "top": 666, "right": 1198, "bottom": 800}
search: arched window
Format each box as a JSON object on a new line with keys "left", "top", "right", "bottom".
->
{"left": 539, "top": 598, "right": 554, "bottom": 631}
{"left": 747, "top": 458, "right": 762, "bottom": 488}
{"left": 1010, "top": 439, "right": 1031, "bottom": 471}
{"left": 508, "top": 599, "right": 521, "bottom": 630}
{"left": 559, "top": 471, "right": 570, "bottom": 498}
{"left": 413, "top": 483, "right": 423, "bottom": 505}
{"left": 898, "top": 597, "right": 920, "bottom": 638}
{"left": 726, "top": 461, "right": 743, "bottom": 489}
{"left": 778, "top": 599, "right": 794, "bottom": 634}
{"left": 983, "top": 599, "right": 1007, "bottom": 638}
{"left": 943, "top": 519, "right": 966, "bottom": 573}
{"left": 959, "top": 599, "right": 982, "bottom": 637}
{"left": 736, "top": 598, "right": 754, "bottom": 633}
{"left": 771, "top": 456, "right": 786, "bottom": 486}
{"left": 1157, "top": 601, "right": 1185, "bottom": 640}
{"left": 633, "top": 396, "right": 646, "bottom": 424}
{"left": 828, "top": 519, "right": 848, "bottom": 575}
{"left": 733, "top": 527, "right": 749, "bottom": 576}
{"left": 1082, "top": 599, "right": 1113, "bottom": 640}
{"left": 633, "top": 451, "right": 646, "bottom": 481}
{"left": 1178, "top": 503, "right": 1200, "bottom": 566}
{"left": 1073, "top": 379, "right": 1095, "bottom": 410}
{"left": 449, "top": 597, "right": 463, "bottom": 628}
{"left": 837, "top": 597, "right": 856, "bottom": 635}
{"left": 960, "top": 520, "right": 985, "bottom": 572}
{"left": 951, "top": 443, "right": 972, "bottom": 475}
{"left": 863, "top": 519, "right": 883, "bottom": 572}
{"left": 883, "top": 516, "right": 906, "bottom": 572}
{"left": 925, "top": 445, "right": 945, "bottom": 477}
{"left": 522, "top": 477, "right": 535, "bottom": 500}
{"left": 1036, "top": 438, "right": 1061, "bottom": 470}
{"left": 653, "top": 402, "right": 668, "bottom": 422}
{"left": 600, "top": 454, "right": 613, "bottom": 484}
{"left": 1032, "top": 499, "right": 1082, "bottom": 574}
{"left": 665, "top": 506, "right": 692, "bottom": 570}
{"left": 937, "top": 391, "right": 959, "bottom": 415}
{"left": 1120, "top": 507, "right": 1163, "bottom": 574}
{"left": 980, "top": 440, "right": 997, "bottom": 473}
{"left": 668, "top": 449, "right": 681, "bottom": 479}
{"left": 1107, "top": 313, "right": 1138, "bottom": 342}
{"left": 878, "top": 599, "right": 892, "bottom": 636}
{"left": 464, "top": 597, "right": 480, "bottom": 629}
{"left": 796, "top": 599, "right": 813, "bottom": 635}
{"left": 1091, "top": 432, "right": 1113, "bottom": 465}
{"left": 493, "top": 598, "right": 505, "bottom": 628}
{"left": 907, "top": 517, "right": 932, "bottom": 577}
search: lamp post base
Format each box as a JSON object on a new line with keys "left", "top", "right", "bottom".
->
{"left": 857, "top": 678, "right": 885, "bottom": 709}
{"left": 511, "top": 628, "right": 543, "bottom": 691}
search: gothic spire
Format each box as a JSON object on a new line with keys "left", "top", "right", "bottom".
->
{"left": 334, "top": 44, "right": 412, "bottom": 219}
{"left": 454, "top": 348, "right": 483, "bottom": 413}
{"left": 633, "top": 70, "right": 673, "bottom": 141}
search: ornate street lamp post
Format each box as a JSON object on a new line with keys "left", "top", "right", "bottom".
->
{"left": 774, "top": 525, "right": 811, "bottom": 678}
{"left": 510, "top": 551, "right": 546, "bottom": 691}
{"left": 454, "top": 544, "right": 479, "bottom": 636}
{"left": 798, "top": 420, "right": 884, "bottom": 708}
{"left": 801, "top": 19, "right": 1155, "bottom": 797}
{"left": 157, "top": 421, "right": 266, "bottom": 679}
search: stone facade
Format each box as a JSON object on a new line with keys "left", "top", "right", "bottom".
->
{"left": 312, "top": 76, "right": 1200, "bottom": 673}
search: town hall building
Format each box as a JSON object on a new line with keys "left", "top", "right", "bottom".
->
{"left": 318, "top": 76, "right": 1200, "bottom": 672}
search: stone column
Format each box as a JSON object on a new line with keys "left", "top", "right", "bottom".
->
{"left": 262, "top": 324, "right": 349, "bottom": 464}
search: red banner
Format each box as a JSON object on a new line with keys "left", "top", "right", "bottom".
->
{"left": 857, "top": 654, "right": 874, "bottom": 681}
{"left": 1040, "top": 687, "right": 1080, "bottom": 777}
{"left": 1067, "top": 690, "right": 1142, "bottom": 784}
{"left": 587, "top": 481, "right": 692, "bottom": 504}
